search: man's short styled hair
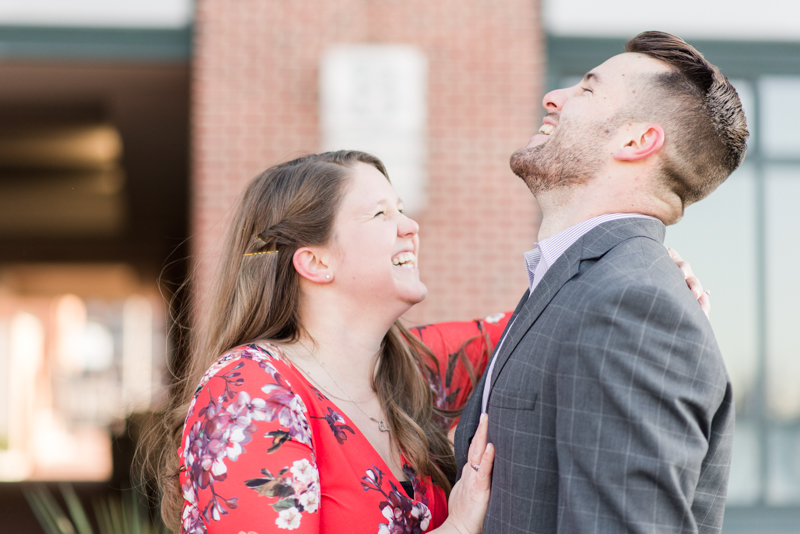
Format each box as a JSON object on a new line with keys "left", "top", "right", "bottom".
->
{"left": 625, "top": 31, "right": 749, "bottom": 207}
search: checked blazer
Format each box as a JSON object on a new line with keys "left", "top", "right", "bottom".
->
{"left": 455, "top": 218, "right": 735, "bottom": 534}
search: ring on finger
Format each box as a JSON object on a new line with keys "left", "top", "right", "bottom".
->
{"left": 470, "top": 463, "right": 480, "bottom": 472}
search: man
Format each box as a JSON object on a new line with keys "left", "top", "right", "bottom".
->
{"left": 455, "top": 32, "right": 747, "bottom": 533}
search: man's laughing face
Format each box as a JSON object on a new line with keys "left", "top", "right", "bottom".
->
{"left": 510, "top": 53, "right": 666, "bottom": 195}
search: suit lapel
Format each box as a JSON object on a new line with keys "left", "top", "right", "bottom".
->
{"left": 488, "top": 241, "right": 583, "bottom": 391}
{"left": 487, "top": 217, "right": 667, "bottom": 392}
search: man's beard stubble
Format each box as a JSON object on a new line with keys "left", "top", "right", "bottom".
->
{"left": 509, "top": 118, "right": 611, "bottom": 196}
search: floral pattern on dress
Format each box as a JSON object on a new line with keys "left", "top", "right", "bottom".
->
{"left": 179, "top": 317, "right": 510, "bottom": 534}
{"left": 181, "top": 345, "right": 317, "bottom": 532}
{"left": 244, "top": 458, "right": 321, "bottom": 530}
{"left": 311, "top": 407, "right": 355, "bottom": 444}
{"left": 182, "top": 478, "right": 206, "bottom": 533}
{"left": 361, "top": 465, "right": 432, "bottom": 534}
{"left": 412, "top": 314, "right": 508, "bottom": 427}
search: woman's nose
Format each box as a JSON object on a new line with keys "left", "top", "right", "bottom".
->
{"left": 398, "top": 215, "right": 419, "bottom": 238}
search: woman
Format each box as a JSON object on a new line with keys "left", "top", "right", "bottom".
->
{"left": 146, "top": 150, "right": 708, "bottom": 534}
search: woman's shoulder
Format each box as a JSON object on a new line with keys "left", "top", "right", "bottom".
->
{"left": 184, "top": 341, "right": 316, "bottom": 447}
{"left": 193, "top": 341, "right": 298, "bottom": 392}
{"left": 186, "top": 342, "right": 314, "bottom": 421}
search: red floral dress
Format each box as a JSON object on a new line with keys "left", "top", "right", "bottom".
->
{"left": 179, "top": 312, "right": 511, "bottom": 534}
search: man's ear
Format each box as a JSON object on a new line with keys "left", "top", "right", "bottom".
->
{"left": 614, "top": 124, "right": 665, "bottom": 161}
{"left": 293, "top": 247, "right": 333, "bottom": 283}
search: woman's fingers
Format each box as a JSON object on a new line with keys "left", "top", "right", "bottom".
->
{"left": 699, "top": 290, "right": 711, "bottom": 318}
{"left": 442, "top": 416, "right": 494, "bottom": 534}
{"left": 469, "top": 414, "right": 494, "bottom": 491}
{"left": 476, "top": 443, "right": 494, "bottom": 487}
{"left": 666, "top": 246, "right": 681, "bottom": 262}
{"left": 685, "top": 275, "right": 704, "bottom": 299}
{"left": 667, "top": 247, "right": 710, "bottom": 306}
{"left": 674, "top": 258, "right": 695, "bottom": 285}
{"left": 468, "top": 413, "right": 489, "bottom": 468}
{"left": 668, "top": 248, "right": 691, "bottom": 276}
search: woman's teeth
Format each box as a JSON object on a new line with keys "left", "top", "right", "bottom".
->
{"left": 538, "top": 123, "right": 554, "bottom": 135}
{"left": 392, "top": 252, "right": 417, "bottom": 268}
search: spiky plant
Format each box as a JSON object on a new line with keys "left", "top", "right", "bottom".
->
{"left": 24, "top": 484, "right": 169, "bottom": 534}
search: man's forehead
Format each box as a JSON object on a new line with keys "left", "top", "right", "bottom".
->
{"left": 584, "top": 53, "right": 672, "bottom": 83}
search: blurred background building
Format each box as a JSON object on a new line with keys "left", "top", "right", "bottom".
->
{"left": 0, "top": 0, "right": 797, "bottom": 532}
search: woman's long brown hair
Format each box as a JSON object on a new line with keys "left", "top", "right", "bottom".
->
{"left": 139, "top": 151, "right": 457, "bottom": 532}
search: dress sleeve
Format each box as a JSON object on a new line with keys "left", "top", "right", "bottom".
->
{"left": 409, "top": 312, "right": 511, "bottom": 414}
{"left": 180, "top": 354, "right": 321, "bottom": 533}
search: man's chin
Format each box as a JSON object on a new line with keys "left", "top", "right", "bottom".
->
{"left": 510, "top": 146, "right": 554, "bottom": 196}
{"left": 509, "top": 145, "right": 541, "bottom": 179}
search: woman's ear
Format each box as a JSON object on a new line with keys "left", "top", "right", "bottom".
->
{"left": 293, "top": 247, "right": 333, "bottom": 283}
{"left": 614, "top": 123, "right": 665, "bottom": 161}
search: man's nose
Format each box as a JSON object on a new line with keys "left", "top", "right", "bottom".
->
{"left": 542, "top": 86, "right": 571, "bottom": 112}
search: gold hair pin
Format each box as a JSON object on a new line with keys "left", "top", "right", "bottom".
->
{"left": 243, "top": 250, "right": 278, "bottom": 256}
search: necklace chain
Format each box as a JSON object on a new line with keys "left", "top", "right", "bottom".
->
{"left": 288, "top": 342, "right": 390, "bottom": 433}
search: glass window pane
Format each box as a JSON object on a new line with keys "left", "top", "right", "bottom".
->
{"left": 767, "top": 426, "right": 800, "bottom": 505}
{"left": 666, "top": 165, "right": 761, "bottom": 505}
{"left": 765, "top": 165, "right": 800, "bottom": 421}
{"left": 728, "top": 420, "right": 762, "bottom": 505}
{"left": 665, "top": 164, "right": 759, "bottom": 408}
{"left": 760, "top": 76, "right": 800, "bottom": 158}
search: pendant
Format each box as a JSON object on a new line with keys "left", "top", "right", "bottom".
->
{"left": 371, "top": 417, "right": 390, "bottom": 432}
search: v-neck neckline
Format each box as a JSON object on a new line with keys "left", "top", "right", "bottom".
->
{"left": 255, "top": 342, "right": 416, "bottom": 496}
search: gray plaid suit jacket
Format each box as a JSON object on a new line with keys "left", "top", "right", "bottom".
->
{"left": 455, "top": 218, "right": 735, "bottom": 534}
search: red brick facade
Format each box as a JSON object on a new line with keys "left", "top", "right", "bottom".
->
{"left": 191, "top": 0, "right": 544, "bottom": 324}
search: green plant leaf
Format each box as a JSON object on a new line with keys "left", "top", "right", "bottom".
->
{"left": 93, "top": 496, "right": 113, "bottom": 534}
{"left": 60, "top": 483, "right": 94, "bottom": 534}
{"left": 113, "top": 499, "right": 127, "bottom": 534}
{"left": 24, "top": 488, "right": 64, "bottom": 534}
{"left": 128, "top": 491, "right": 141, "bottom": 534}
{"left": 27, "top": 483, "right": 168, "bottom": 534}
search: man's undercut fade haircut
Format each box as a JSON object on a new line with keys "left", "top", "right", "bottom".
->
{"left": 625, "top": 31, "right": 749, "bottom": 207}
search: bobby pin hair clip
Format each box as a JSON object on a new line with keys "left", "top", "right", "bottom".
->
{"left": 244, "top": 250, "right": 278, "bottom": 257}
{"left": 243, "top": 233, "right": 278, "bottom": 256}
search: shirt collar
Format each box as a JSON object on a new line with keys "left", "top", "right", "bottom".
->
{"left": 524, "top": 213, "right": 659, "bottom": 293}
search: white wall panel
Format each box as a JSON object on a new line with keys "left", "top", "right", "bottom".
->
{"left": 0, "top": 0, "right": 193, "bottom": 28}
{"left": 545, "top": 0, "right": 800, "bottom": 41}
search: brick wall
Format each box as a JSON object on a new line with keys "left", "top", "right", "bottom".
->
{"left": 191, "top": 0, "right": 544, "bottom": 324}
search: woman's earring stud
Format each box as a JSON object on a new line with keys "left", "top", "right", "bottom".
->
{"left": 325, "top": 274, "right": 331, "bottom": 279}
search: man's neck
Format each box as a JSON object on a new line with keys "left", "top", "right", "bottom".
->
{"left": 535, "top": 181, "right": 673, "bottom": 241}
{"left": 538, "top": 209, "right": 595, "bottom": 242}
{"left": 535, "top": 187, "right": 612, "bottom": 241}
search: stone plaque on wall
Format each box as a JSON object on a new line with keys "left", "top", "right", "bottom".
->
{"left": 320, "top": 44, "right": 428, "bottom": 214}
